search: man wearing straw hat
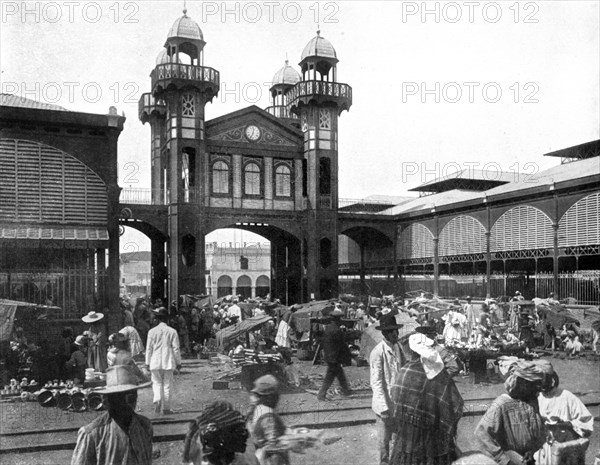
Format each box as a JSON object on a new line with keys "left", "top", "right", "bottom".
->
{"left": 71, "top": 364, "right": 153, "bottom": 465}
{"left": 370, "top": 312, "right": 404, "bottom": 465}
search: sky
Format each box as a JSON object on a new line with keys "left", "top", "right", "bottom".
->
{"left": 2, "top": 1, "right": 599, "bottom": 251}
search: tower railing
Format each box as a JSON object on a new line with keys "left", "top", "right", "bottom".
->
{"left": 151, "top": 63, "right": 220, "bottom": 89}
{"left": 285, "top": 80, "right": 352, "bottom": 108}
{"left": 138, "top": 93, "right": 166, "bottom": 121}
{"left": 265, "top": 105, "right": 298, "bottom": 119}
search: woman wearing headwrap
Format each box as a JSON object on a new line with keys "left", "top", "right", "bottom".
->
{"left": 534, "top": 361, "right": 592, "bottom": 465}
{"left": 475, "top": 361, "right": 547, "bottom": 465}
{"left": 183, "top": 401, "right": 259, "bottom": 465}
{"left": 390, "top": 333, "right": 464, "bottom": 465}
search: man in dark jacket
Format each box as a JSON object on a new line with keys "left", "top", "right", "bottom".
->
{"left": 317, "top": 309, "right": 352, "bottom": 401}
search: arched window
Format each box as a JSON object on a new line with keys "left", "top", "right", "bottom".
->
{"left": 212, "top": 161, "right": 230, "bottom": 194}
{"left": 244, "top": 162, "right": 261, "bottom": 196}
{"left": 275, "top": 164, "right": 292, "bottom": 197}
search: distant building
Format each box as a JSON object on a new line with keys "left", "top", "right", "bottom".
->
{"left": 120, "top": 251, "right": 152, "bottom": 297}
{"left": 206, "top": 242, "right": 271, "bottom": 299}
{"left": 118, "top": 244, "right": 271, "bottom": 300}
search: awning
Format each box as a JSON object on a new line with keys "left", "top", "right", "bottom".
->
{"left": 0, "top": 225, "right": 109, "bottom": 247}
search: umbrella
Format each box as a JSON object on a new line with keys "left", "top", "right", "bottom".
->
{"left": 290, "top": 300, "right": 337, "bottom": 332}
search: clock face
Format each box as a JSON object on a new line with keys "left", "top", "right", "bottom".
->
{"left": 245, "top": 125, "right": 261, "bottom": 141}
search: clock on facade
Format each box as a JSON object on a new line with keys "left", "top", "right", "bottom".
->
{"left": 245, "top": 125, "right": 261, "bottom": 141}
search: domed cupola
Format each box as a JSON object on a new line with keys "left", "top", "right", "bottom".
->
{"left": 299, "top": 30, "right": 339, "bottom": 81}
{"left": 156, "top": 48, "right": 182, "bottom": 65}
{"left": 164, "top": 8, "right": 206, "bottom": 66}
{"left": 266, "top": 60, "right": 301, "bottom": 119}
{"left": 272, "top": 60, "right": 301, "bottom": 87}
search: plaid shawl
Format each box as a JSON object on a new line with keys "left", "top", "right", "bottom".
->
{"left": 391, "top": 360, "right": 464, "bottom": 458}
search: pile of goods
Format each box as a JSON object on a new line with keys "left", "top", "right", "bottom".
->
{"left": 36, "top": 387, "right": 104, "bottom": 412}
{"left": 0, "top": 377, "right": 38, "bottom": 398}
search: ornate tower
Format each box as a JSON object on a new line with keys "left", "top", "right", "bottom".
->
{"left": 267, "top": 60, "right": 301, "bottom": 120}
{"left": 288, "top": 31, "right": 352, "bottom": 299}
{"left": 139, "top": 8, "right": 220, "bottom": 299}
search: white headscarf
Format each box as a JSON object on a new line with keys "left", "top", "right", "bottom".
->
{"left": 408, "top": 333, "right": 444, "bottom": 380}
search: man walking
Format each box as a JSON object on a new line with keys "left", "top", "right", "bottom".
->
{"left": 145, "top": 307, "right": 181, "bottom": 415}
{"left": 71, "top": 364, "right": 153, "bottom": 465}
{"left": 370, "top": 313, "right": 404, "bottom": 465}
{"left": 317, "top": 309, "right": 352, "bottom": 401}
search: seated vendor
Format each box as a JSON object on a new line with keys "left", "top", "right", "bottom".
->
{"left": 66, "top": 335, "right": 89, "bottom": 383}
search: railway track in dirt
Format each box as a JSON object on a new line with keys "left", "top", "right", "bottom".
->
{"left": 5, "top": 393, "right": 599, "bottom": 455}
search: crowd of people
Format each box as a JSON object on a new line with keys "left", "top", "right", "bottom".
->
{"left": 6, "top": 290, "right": 598, "bottom": 464}
{"left": 368, "top": 308, "right": 595, "bottom": 465}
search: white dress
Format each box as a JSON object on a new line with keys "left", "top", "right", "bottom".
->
{"left": 534, "top": 388, "right": 593, "bottom": 465}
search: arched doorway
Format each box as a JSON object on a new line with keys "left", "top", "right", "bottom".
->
{"left": 217, "top": 275, "right": 233, "bottom": 297}
{"left": 205, "top": 224, "right": 299, "bottom": 305}
{"left": 255, "top": 275, "right": 270, "bottom": 298}
{"left": 118, "top": 220, "right": 167, "bottom": 303}
{"left": 236, "top": 275, "right": 252, "bottom": 300}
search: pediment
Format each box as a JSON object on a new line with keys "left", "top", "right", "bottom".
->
{"left": 206, "top": 106, "right": 301, "bottom": 148}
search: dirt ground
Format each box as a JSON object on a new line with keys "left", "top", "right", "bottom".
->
{"left": 1, "top": 355, "right": 599, "bottom": 464}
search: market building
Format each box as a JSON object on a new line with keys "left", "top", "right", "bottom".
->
{"left": 1, "top": 8, "right": 598, "bottom": 316}
{"left": 0, "top": 95, "right": 124, "bottom": 320}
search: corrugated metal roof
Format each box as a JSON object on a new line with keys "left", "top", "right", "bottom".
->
{"left": 378, "top": 190, "right": 481, "bottom": 215}
{"left": 484, "top": 156, "right": 600, "bottom": 197}
{"left": 120, "top": 251, "right": 152, "bottom": 262}
{"left": 378, "top": 155, "right": 600, "bottom": 216}
{"left": 0, "top": 93, "right": 69, "bottom": 112}
{"left": 0, "top": 225, "right": 108, "bottom": 241}
{"left": 411, "top": 168, "right": 520, "bottom": 191}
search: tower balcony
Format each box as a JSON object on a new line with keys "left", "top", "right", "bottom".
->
{"left": 151, "top": 63, "right": 220, "bottom": 98}
{"left": 286, "top": 80, "right": 352, "bottom": 115}
{"left": 265, "top": 105, "right": 298, "bottom": 119}
{"left": 138, "top": 93, "right": 167, "bottom": 123}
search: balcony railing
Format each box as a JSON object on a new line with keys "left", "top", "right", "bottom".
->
{"left": 138, "top": 93, "right": 166, "bottom": 122}
{"left": 285, "top": 80, "right": 352, "bottom": 109}
{"left": 265, "top": 105, "right": 298, "bottom": 119}
{"left": 151, "top": 63, "right": 220, "bottom": 90}
{"left": 120, "top": 188, "right": 205, "bottom": 205}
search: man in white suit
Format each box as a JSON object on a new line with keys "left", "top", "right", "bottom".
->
{"left": 145, "top": 307, "right": 181, "bottom": 415}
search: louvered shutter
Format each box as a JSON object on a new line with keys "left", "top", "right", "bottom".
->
{"left": 0, "top": 139, "right": 107, "bottom": 225}
{"left": 439, "top": 215, "right": 486, "bottom": 256}
{"left": 401, "top": 223, "right": 434, "bottom": 259}
{"left": 491, "top": 206, "right": 553, "bottom": 252}
{"left": 559, "top": 193, "right": 600, "bottom": 247}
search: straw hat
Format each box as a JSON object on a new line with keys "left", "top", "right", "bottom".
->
{"left": 82, "top": 311, "right": 104, "bottom": 323}
{"left": 74, "top": 335, "right": 88, "bottom": 347}
{"left": 94, "top": 365, "right": 151, "bottom": 394}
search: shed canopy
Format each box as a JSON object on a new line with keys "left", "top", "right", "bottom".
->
{"left": 215, "top": 315, "right": 273, "bottom": 353}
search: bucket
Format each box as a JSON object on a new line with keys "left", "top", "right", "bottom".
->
{"left": 71, "top": 392, "right": 88, "bottom": 412}
{"left": 37, "top": 389, "right": 56, "bottom": 408}
{"left": 87, "top": 392, "right": 104, "bottom": 411}
{"left": 56, "top": 391, "right": 72, "bottom": 410}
